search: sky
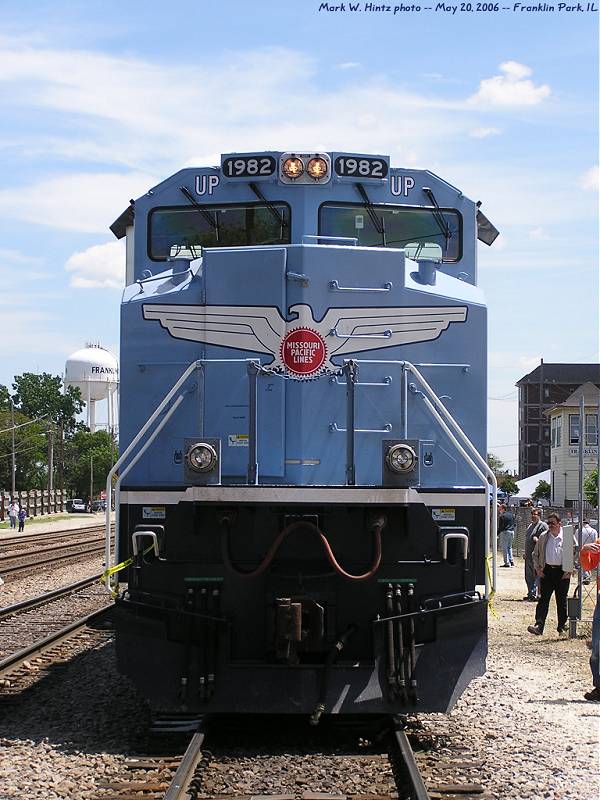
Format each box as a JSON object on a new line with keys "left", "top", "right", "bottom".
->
{"left": 0, "top": 0, "right": 598, "bottom": 472}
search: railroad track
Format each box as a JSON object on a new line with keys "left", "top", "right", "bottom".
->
{"left": 0, "top": 601, "right": 113, "bottom": 695}
{"left": 93, "top": 716, "right": 471, "bottom": 800}
{"left": 2, "top": 522, "right": 109, "bottom": 548}
{"left": 0, "top": 531, "right": 113, "bottom": 578}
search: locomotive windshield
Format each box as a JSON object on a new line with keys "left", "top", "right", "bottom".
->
{"left": 149, "top": 202, "right": 291, "bottom": 260}
{"left": 319, "top": 203, "right": 461, "bottom": 261}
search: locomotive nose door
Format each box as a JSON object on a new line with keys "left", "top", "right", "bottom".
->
{"left": 202, "top": 247, "right": 286, "bottom": 481}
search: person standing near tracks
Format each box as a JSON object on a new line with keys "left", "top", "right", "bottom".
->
{"left": 17, "top": 505, "right": 26, "bottom": 533}
{"left": 580, "top": 538, "right": 600, "bottom": 701}
{"left": 498, "top": 503, "right": 516, "bottom": 567}
{"left": 524, "top": 509, "right": 547, "bottom": 601}
{"left": 7, "top": 500, "right": 18, "bottom": 529}
{"left": 527, "top": 512, "right": 571, "bottom": 636}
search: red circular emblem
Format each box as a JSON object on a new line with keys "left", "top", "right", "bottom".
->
{"left": 280, "top": 327, "right": 326, "bottom": 376}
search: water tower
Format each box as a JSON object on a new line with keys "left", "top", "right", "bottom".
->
{"left": 64, "top": 344, "right": 119, "bottom": 432}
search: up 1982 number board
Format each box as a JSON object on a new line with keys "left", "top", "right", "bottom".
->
{"left": 334, "top": 156, "right": 389, "bottom": 179}
{"left": 222, "top": 155, "right": 277, "bottom": 178}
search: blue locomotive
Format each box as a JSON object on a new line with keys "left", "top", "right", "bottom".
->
{"left": 106, "top": 151, "right": 498, "bottom": 720}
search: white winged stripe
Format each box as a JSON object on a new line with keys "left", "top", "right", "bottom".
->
{"left": 142, "top": 304, "right": 285, "bottom": 356}
{"left": 322, "top": 306, "right": 467, "bottom": 356}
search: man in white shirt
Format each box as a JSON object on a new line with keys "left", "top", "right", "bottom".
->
{"left": 527, "top": 512, "right": 572, "bottom": 636}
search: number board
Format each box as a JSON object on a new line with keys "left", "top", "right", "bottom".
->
{"left": 222, "top": 155, "right": 277, "bottom": 179}
{"left": 334, "top": 156, "right": 389, "bottom": 180}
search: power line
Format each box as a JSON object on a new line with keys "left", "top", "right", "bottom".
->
{"left": 0, "top": 414, "right": 48, "bottom": 435}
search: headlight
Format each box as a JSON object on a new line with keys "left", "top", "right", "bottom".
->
{"left": 306, "top": 157, "right": 328, "bottom": 180}
{"left": 282, "top": 156, "right": 304, "bottom": 180}
{"left": 187, "top": 442, "right": 218, "bottom": 473}
{"left": 386, "top": 443, "right": 417, "bottom": 474}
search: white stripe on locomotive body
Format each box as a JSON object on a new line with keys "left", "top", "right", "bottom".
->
{"left": 121, "top": 487, "right": 487, "bottom": 506}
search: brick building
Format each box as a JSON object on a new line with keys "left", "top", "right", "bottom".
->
{"left": 516, "top": 361, "right": 600, "bottom": 478}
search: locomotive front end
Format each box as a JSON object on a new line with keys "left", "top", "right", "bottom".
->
{"left": 107, "top": 150, "right": 498, "bottom": 718}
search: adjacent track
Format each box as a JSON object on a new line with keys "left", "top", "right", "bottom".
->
{"left": 0, "top": 574, "right": 102, "bottom": 620}
{"left": 0, "top": 605, "right": 113, "bottom": 692}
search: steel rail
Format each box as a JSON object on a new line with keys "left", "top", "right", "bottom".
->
{"left": 0, "top": 543, "right": 106, "bottom": 576}
{"left": 0, "top": 605, "right": 112, "bottom": 680}
{"left": 2, "top": 523, "right": 112, "bottom": 547}
{"left": 393, "top": 728, "right": 430, "bottom": 800}
{"left": 0, "top": 533, "right": 108, "bottom": 562}
{"left": 0, "top": 573, "right": 102, "bottom": 620}
{"left": 164, "top": 730, "right": 206, "bottom": 800}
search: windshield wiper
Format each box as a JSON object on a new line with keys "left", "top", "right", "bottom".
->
{"left": 422, "top": 187, "right": 451, "bottom": 253}
{"left": 179, "top": 186, "right": 219, "bottom": 241}
{"left": 248, "top": 182, "right": 288, "bottom": 235}
{"left": 355, "top": 183, "right": 386, "bottom": 246}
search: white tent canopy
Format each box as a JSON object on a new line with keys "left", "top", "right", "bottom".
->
{"left": 514, "top": 469, "right": 551, "bottom": 500}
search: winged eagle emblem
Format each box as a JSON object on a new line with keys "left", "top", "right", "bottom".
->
{"left": 142, "top": 303, "right": 467, "bottom": 378}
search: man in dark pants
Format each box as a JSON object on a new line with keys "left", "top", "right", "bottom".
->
{"left": 527, "top": 512, "right": 571, "bottom": 636}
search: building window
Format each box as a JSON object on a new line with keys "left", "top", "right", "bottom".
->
{"left": 544, "top": 387, "right": 550, "bottom": 398}
{"left": 556, "top": 416, "right": 562, "bottom": 447}
{"left": 551, "top": 417, "right": 556, "bottom": 448}
{"left": 569, "top": 414, "right": 580, "bottom": 445}
{"left": 586, "top": 413, "right": 598, "bottom": 446}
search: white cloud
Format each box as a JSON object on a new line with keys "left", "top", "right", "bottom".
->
{"left": 579, "top": 165, "right": 599, "bottom": 191}
{"left": 65, "top": 240, "right": 125, "bottom": 289}
{"left": 528, "top": 227, "right": 549, "bottom": 240}
{"left": 0, "top": 172, "right": 155, "bottom": 233}
{"left": 469, "top": 127, "right": 501, "bottom": 139}
{"left": 468, "top": 61, "right": 550, "bottom": 108}
{"left": 336, "top": 62, "right": 360, "bottom": 69}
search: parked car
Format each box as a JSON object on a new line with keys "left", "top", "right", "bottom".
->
{"left": 67, "top": 498, "right": 87, "bottom": 513}
{"left": 91, "top": 500, "right": 107, "bottom": 512}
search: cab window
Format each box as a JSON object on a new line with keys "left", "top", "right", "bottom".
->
{"left": 149, "top": 202, "right": 291, "bottom": 260}
{"left": 319, "top": 202, "right": 461, "bottom": 262}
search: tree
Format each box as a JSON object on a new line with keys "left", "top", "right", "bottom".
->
{"left": 487, "top": 453, "right": 505, "bottom": 476}
{"left": 12, "top": 373, "right": 84, "bottom": 435}
{"left": 532, "top": 479, "right": 551, "bottom": 501}
{"left": 584, "top": 468, "right": 598, "bottom": 507}
{"left": 64, "top": 430, "right": 116, "bottom": 498}
{"left": 498, "top": 474, "right": 518, "bottom": 498}
{"left": 0, "top": 408, "right": 47, "bottom": 491}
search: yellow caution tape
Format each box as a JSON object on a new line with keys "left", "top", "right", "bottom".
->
{"left": 486, "top": 555, "right": 499, "bottom": 619}
{"left": 100, "top": 545, "right": 154, "bottom": 598}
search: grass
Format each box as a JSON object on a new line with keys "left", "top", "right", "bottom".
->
{"left": 0, "top": 512, "right": 97, "bottom": 529}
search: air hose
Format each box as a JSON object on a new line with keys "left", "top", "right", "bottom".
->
{"left": 220, "top": 517, "right": 385, "bottom": 581}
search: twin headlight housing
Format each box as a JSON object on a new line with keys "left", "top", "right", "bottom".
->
{"left": 280, "top": 152, "right": 331, "bottom": 184}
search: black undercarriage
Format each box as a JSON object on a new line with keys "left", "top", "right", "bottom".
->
{"left": 114, "top": 495, "right": 488, "bottom": 717}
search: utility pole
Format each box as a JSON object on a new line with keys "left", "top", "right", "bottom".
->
{"left": 90, "top": 455, "right": 94, "bottom": 513}
{"left": 10, "top": 397, "right": 16, "bottom": 498}
{"left": 47, "top": 426, "right": 54, "bottom": 512}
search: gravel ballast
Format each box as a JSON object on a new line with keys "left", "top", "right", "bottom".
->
{"left": 0, "top": 558, "right": 597, "bottom": 799}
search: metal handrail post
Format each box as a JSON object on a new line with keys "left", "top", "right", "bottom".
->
{"left": 345, "top": 361, "right": 357, "bottom": 485}
{"left": 404, "top": 362, "right": 497, "bottom": 593}
{"left": 247, "top": 361, "right": 259, "bottom": 485}
{"left": 111, "top": 393, "right": 186, "bottom": 592}
{"left": 104, "top": 359, "right": 202, "bottom": 589}
{"left": 420, "top": 395, "right": 492, "bottom": 597}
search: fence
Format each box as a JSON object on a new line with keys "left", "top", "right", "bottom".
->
{"left": 0, "top": 489, "right": 67, "bottom": 520}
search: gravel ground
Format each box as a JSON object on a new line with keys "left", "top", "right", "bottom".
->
{"left": 416, "top": 562, "right": 600, "bottom": 800}
{"left": 0, "top": 554, "right": 105, "bottom": 606}
{"left": 0, "top": 557, "right": 597, "bottom": 800}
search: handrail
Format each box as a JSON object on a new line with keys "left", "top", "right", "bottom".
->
{"left": 347, "top": 357, "right": 497, "bottom": 597}
{"left": 104, "top": 357, "right": 262, "bottom": 594}
{"left": 104, "top": 360, "right": 202, "bottom": 592}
